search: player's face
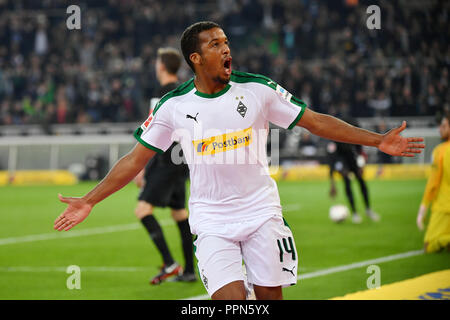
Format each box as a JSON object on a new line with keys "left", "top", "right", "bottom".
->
{"left": 196, "top": 28, "right": 232, "bottom": 84}
{"left": 439, "top": 117, "right": 449, "bottom": 140}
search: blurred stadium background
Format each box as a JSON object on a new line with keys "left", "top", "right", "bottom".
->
{"left": 0, "top": 0, "right": 449, "bottom": 300}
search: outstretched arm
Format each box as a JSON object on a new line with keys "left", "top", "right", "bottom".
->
{"left": 54, "top": 143, "right": 156, "bottom": 231}
{"left": 297, "top": 109, "right": 425, "bottom": 157}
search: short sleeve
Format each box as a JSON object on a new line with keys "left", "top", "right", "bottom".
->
{"left": 134, "top": 101, "right": 174, "bottom": 154}
{"left": 263, "top": 82, "right": 307, "bottom": 129}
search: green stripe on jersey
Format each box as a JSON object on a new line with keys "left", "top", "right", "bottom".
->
{"left": 288, "top": 96, "right": 307, "bottom": 129}
{"left": 231, "top": 70, "right": 277, "bottom": 89}
{"left": 194, "top": 84, "right": 231, "bottom": 98}
{"left": 288, "top": 107, "right": 306, "bottom": 130}
{"left": 152, "top": 78, "right": 195, "bottom": 115}
{"left": 133, "top": 127, "right": 164, "bottom": 154}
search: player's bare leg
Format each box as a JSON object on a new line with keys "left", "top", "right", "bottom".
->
{"left": 253, "top": 285, "right": 283, "bottom": 300}
{"left": 171, "top": 208, "right": 188, "bottom": 222}
{"left": 211, "top": 281, "right": 246, "bottom": 300}
{"left": 134, "top": 200, "right": 153, "bottom": 219}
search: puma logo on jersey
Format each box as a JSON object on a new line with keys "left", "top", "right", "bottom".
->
{"left": 282, "top": 266, "right": 296, "bottom": 276}
{"left": 186, "top": 112, "right": 199, "bottom": 123}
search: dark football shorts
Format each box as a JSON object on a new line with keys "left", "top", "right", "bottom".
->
{"left": 334, "top": 155, "right": 359, "bottom": 176}
{"left": 138, "top": 169, "right": 187, "bottom": 210}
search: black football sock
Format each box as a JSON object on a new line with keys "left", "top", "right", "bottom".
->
{"left": 177, "top": 218, "right": 194, "bottom": 274}
{"left": 356, "top": 175, "right": 371, "bottom": 209}
{"left": 141, "top": 215, "right": 174, "bottom": 266}
{"left": 343, "top": 176, "right": 356, "bottom": 213}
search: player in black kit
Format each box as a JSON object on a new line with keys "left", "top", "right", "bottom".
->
{"left": 133, "top": 48, "right": 195, "bottom": 284}
{"left": 327, "top": 117, "right": 380, "bottom": 224}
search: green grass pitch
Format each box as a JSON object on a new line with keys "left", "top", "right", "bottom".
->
{"left": 0, "top": 179, "right": 448, "bottom": 300}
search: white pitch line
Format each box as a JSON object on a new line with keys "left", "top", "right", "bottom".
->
{"left": 182, "top": 249, "right": 425, "bottom": 300}
{"left": 282, "top": 203, "right": 302, "bottom": 212}
{"left": 298, "top": 249, "right": 424, "bottom": 280}
{"left": 0, "top": 203, "right": 300, "bottom": 247}
{"left": 0, "top": 266, "right": 151, "bottom": 272}
{"left": 0, "top": 219, "right": 174, "bottom": 246}
{"left": 0, "top": 265, "right": 316, "bottom": 273}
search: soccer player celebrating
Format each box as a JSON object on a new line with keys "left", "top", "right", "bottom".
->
{"left": 416, "top": 111, "right": 450, "bottom": 253}
{"left": 54, "top": 21, "right": 425, "bottom": 300}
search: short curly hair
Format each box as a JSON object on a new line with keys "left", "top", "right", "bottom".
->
{"left": 180, "top": 21, "right": 221, "bottom": 72}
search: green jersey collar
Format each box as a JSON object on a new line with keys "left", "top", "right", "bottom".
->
{"left": 194, "top": 84, "right": 231, "bottom": 98}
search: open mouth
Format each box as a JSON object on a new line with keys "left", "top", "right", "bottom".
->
{"left": 223, "top": 57, "right": 232, "bottom": 75}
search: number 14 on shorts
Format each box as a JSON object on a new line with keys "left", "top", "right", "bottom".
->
{"left": 277, "top": 236, "right": 296, "bottom": 263}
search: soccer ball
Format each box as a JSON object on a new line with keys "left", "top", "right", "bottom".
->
{"left": 329, "top": 205, "right": 350, "bottom": 223}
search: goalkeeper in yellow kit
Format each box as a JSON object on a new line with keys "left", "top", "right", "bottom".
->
{"left": 417, "top": 111, "right": 450, "bottom": 253}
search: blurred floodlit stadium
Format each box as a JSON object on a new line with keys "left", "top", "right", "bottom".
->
{"left": 0, "top": 0, "right": 448, "bottom": 178}
{"left": 0, "top": 0, "right": 448, "bottom": 300}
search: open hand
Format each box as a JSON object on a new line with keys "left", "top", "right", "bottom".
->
{"left": 378, "top": 121, "right": 425, "bottom": 157}
{"left": 54, "top": 194, "right": 92, "bottom": 231}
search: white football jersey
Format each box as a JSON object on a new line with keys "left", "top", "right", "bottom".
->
{"left": 135, "top": 70, "right": 307, "bottom": 234}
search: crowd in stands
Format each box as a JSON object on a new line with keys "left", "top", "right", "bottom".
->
{"left": 0, "top": 0, "right": 448, "bottom": 127}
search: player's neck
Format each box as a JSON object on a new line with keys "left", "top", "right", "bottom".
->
{"left": 193, "top": 73, "right": 228, "bottom": 95}
{"left": 159, "top": 73, "right": 178, "bottom": 86}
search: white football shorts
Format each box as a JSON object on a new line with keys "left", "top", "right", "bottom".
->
{"left": 193, "top": 214, "right": 299, "bottom": 297}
